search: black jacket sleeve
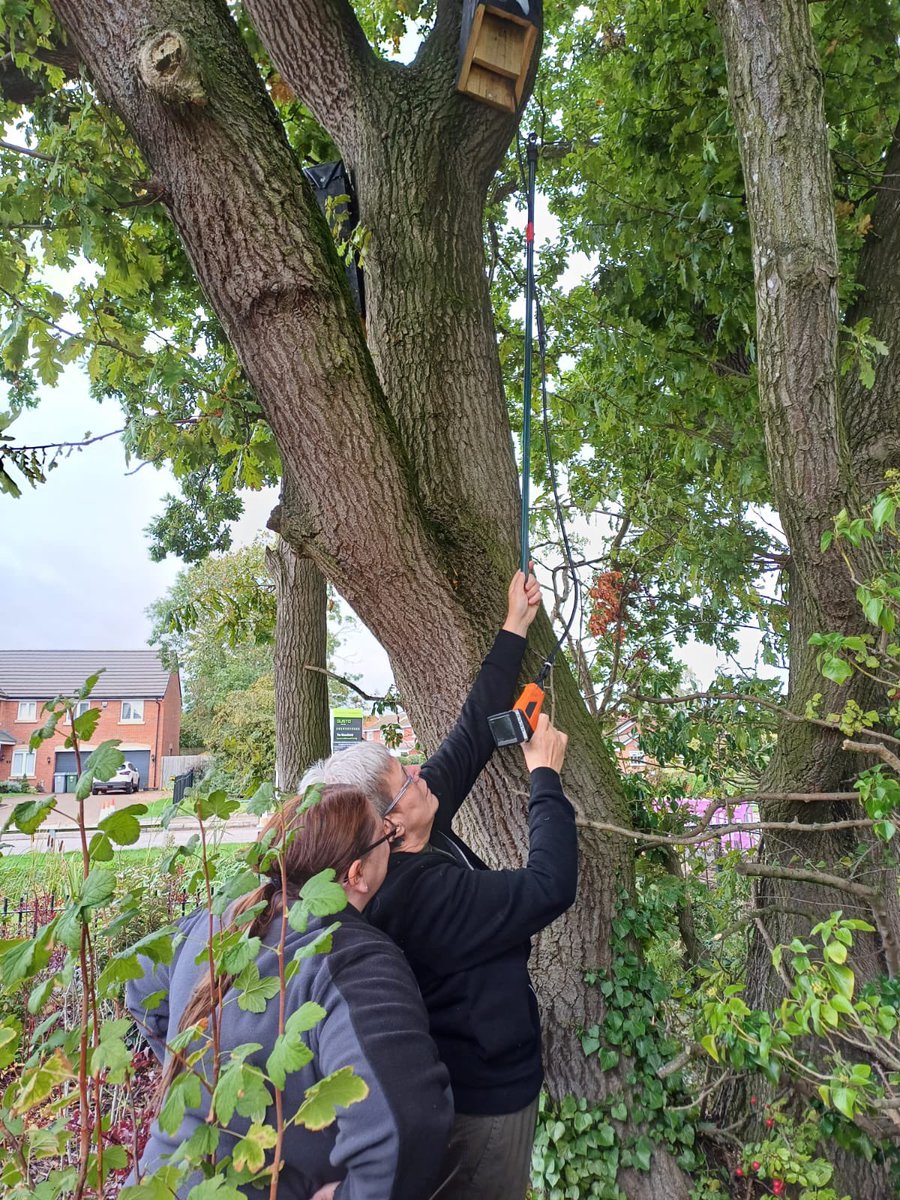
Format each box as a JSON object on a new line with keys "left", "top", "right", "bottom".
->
{"left": 423, "top": 629, "right": 527, "bottom": 832}
{"left": 398, "top": 768, "right": 577, "bottom": 973}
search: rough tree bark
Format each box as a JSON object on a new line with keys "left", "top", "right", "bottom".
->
{"left": 265, "top": 537, "right": 331, "bottom": 789}
{"left": 49, "top": 2, "right": 694, "bottom": 1193}
{"left": 713, "top": 1, "right": 899, "bottom": 1190}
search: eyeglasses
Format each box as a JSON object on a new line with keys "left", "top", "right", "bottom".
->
{"left": 359, "top": 818, "right": 400, "bottom": 859}
{"left": 384, "top": 766, "right": 419, "bottom": 817}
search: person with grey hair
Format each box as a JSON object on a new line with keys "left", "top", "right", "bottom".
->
{"left": 302, "top": 570, "right": 578, "bottom": 1200}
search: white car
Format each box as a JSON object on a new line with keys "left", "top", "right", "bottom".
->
{"left": 92, "top": 761, "right": 141, "bottom": 795}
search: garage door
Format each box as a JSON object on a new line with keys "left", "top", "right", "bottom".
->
{"left": 53, "top": 750, "right": 89, "bottom": 782}
{"left": 55, "top": 749, "right": 152, "bottom": 789}
{"left": 125, "top": 751, "right": 151, "bottom": 789}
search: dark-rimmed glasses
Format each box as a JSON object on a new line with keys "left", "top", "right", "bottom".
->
{"left": 359, "top": 817, "right": 400, "bottom": 859}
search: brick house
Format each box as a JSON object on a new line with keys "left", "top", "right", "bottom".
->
{"left": 362, "top": 711, "right": 417, "bottom": 754}
{"left": 0, "top": 650, "right": 181, "bottom": 795}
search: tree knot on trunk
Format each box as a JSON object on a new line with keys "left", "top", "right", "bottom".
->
{"left": 137, "top": 31, "right": 207, "bottom": 106}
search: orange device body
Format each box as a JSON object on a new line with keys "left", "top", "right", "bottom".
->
{"left": 514, "top": 682, "right": 545, "bottom": 734}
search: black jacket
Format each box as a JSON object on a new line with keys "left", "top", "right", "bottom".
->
{"left": 367, "top": 630, "right": 578, "bottom": 1115}
{"left": 126, "top": 906, "right": 453, "bottom": 1200}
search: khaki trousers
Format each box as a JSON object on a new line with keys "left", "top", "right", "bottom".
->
{"left": 429, "top": 1097, "right": 540, "bottom": 1200}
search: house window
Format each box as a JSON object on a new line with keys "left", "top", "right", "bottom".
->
{"left": 11, "top": 748, "right": 36, "bottom": 777}
{"left": 64, "top": 701, "right": 92, "bottom": 725}
{"left": 16, "top": 701, "right": 37, "bottom": 722}
{"left": 120, "top": 700, "right": 144, "bottom": 723}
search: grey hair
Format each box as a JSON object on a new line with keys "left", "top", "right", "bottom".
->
{"left": 299, "top": 742, "right": 396, "bottom": 817}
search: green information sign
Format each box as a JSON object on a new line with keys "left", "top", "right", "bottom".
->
{"left": 332, "top": 707, "right": 364, "bottom": 749}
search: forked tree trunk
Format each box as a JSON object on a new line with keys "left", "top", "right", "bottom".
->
{"left": 713, "top": 2, "right": 899, "bottom": 1191}
{"left": 266, "top": 536, "right": 331, "bottom": 789}
{"left": 51, "top": 0, "right": 692, "bottom": 1192}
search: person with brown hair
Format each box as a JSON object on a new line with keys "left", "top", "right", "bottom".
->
{"left": 126, "top": 786, "right": 453, "bottom": 1200}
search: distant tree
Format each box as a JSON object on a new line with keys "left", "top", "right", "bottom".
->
{"left": 148, "top": 539, "right": 361, "bottom": 760}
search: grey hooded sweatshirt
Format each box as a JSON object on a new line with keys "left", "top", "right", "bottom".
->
{"left": 126, "top": 904, "right": 453, "bottom": 1200}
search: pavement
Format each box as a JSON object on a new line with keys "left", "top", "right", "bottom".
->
{"left": 1, "top": 814, "right": 260, "bottom": 855}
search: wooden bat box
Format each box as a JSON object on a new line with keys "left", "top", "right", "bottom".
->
{"left": 457, "top": 0, "right": 538, "bottom": 114}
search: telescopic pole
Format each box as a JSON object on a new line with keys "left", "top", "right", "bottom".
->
{"left": 520, "top": 132, "right": 538, "bottom": 576}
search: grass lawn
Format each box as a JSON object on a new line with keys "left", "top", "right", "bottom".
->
{"left": 139, "top": 792, "right": 175, "bottom": 819}
{"left": 0, "top": 842, "right": 249, "bottom": 899}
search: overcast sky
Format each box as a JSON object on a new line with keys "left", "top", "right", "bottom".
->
{"left": 0, "top": 366, "right": 394, "bottom": 692}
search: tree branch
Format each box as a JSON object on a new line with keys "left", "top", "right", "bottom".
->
{"left": 301, "top": 663, "right": 388, "bottom": 704}
{"left": 843, "top": 738, "right": 900, "bottom": 774}
{"left": 576, "top": 813, "right": 875, "bottom": 850}
{"left": 735, "top": 862, "right": 878, "bottom": 901}
{"left": 0, "top": 138, "right": 54, "bottom": 162}
{"left": 629, "top": 689, "right": 900, "bottom": 747}
{"left": 243, "top": 0, "right": 376, "bottom": 152}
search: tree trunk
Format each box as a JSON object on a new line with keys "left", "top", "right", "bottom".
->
{"left": 51, "top": 1, "right": 690, "bottom": 1191}
{"left": 713, "top": 2, "right": 899, "bottom": 1190}
{"left": 266, "top": 536, "right": 331, "bottom": 789}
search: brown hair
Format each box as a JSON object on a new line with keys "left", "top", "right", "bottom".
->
{"left": 157, "top": 785, "right": 381, "bottom": 1097}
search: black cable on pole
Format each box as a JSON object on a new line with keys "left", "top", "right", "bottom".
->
{"left": 520, "top": 132, "right": 538, "bottom": 576}
{"left": 514, "top": 131, "right": 581, "bottom": 683}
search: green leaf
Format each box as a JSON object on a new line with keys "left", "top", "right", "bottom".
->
{"left": 118, "top": 926, "right": 177, "bottom": 966}
{"left": 4, "top": 797, "right": 57, "bottom": 835}
{"left": 29, "top": 711, "right": 60, "bottom": 750}
{"left": 298, "top": 869, "right": 348, "bottom": 918}
{"left": 0, "top": 1020, "right": 20, "bottom": 1070}
{"left": 236, "top": 962, "right": 280, "bottom": 1013}
{"left": 700, "top": 1034, "right": 719, "bottom": 1062}
{"left": 196, "top": 790, "right": 241, "bottom": 821}
{"left": 831, "top": 1086, "right": 856, "bottom": 1118}
{"left": 186, "top": 1177, "right": 245, "bottom": 1200}
{"left": 98, "top": 804, "right": 147, "bottom": 846}
{"left": 91, "top": 1020, "right": 132, "bottom": 1083}
{"left": 819, "top": 652, "right": 853, "bottom": 684}
{"left": 232, "top": 1122, "right": 278, "bottom": 1173}
{"left": 823, "top": 939, "right": 848, "bottom": 964}
{"left": 595, "top": 1122, "right": 616, "bottom": 1148}
{"left": 158, "top": 1072, "right": 202, "bottom": 1135}
{"left": 632, "top": 1134, "right": 653, "bottom": 1172}
{"left": 213, "top": 1061, "right": 271, "bottom": 1125}
{"left": 120, "top": 1166, "right": 184, "bottom": 1200}
{"left": 79, "top": 867, "right": 116, "bottom": 911}
{"left": 54, "top": 903, "right": 84, "bottom": 952}
{"left": 292, "top": 1065, "right": 368, "bottom": 1130}
{"left": 580, "top": 1031, "right": 600, "bottom": 1055}
{"left": 12, "top": 1050, "right": 73, "bottom": 1114}
{"left": 266, "top": 1029, "right": 314, "bottom": 1090}
{"left": 0, "top": 926, "right": 53, "bottom": 987}
{"left": 71, "top": 707, "right": 102, "bottom": 743}
{"left": 246, "top": 782, "right": 276, "bottom": 816}
{"left": 291, "top": 923, "right": 338, "bottom": 962}
{"left": 825, "top": 963, "right": 855, "bottom": 1001}
{"left": 76, "top": 740, "right": 124, "bottom": 800}
{"left": 872, "top": 493, "right": 897, "bottom": 532}
{"left": 286, "top": 1001, "right": 326, "bottom": 1036}
{"left": 89, "top": 832, "right": 114, "bottom": 862}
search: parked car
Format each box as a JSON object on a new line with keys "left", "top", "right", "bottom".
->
{"left": 92, "top": 761, "right": 141, "bottom": 795}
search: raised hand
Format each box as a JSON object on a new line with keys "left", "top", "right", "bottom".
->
{"left": 502, "top": 565, "right": 541, "bottom": 637}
